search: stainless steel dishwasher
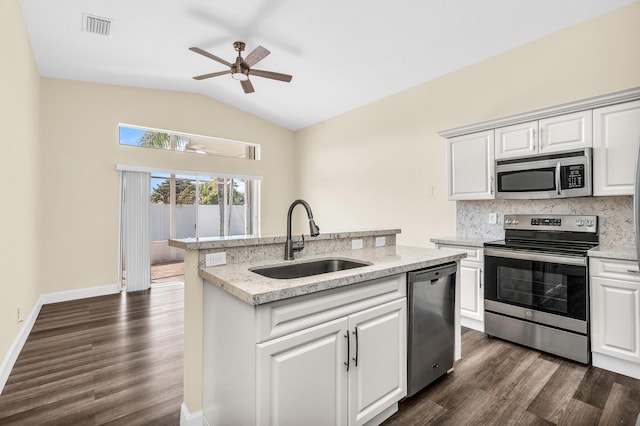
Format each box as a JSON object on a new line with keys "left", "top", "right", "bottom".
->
{"left": 406, "top": 262, "right": 456, "bottom": 397}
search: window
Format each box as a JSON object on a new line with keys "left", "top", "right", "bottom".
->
{"left": 149, "top": 173, "right": 255, "bottom": 240}
{"left": 119, "top": 124, "right": 258, "bottom": 160}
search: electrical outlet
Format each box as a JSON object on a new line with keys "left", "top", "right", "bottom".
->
{"left": 351, "top": 239, "right": 364, "bottom": 250}
{"left": 375, "top": 236, "right": 386, "bottom": 247}
{"left": 488, "top": 213, "right": 497, "bottom": 224}
{"left": 205, "top": 252, "right": 227, "bottom": 267}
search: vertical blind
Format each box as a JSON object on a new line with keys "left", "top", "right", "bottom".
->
{"left": 121, "top": 171, "right": 150, "bottom": 292}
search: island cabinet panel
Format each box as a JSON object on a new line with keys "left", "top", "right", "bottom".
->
{"left": 348, "top": 299, "right": 406, "bottom": 426}
{"left": 256, "top": 317, "right": 349, "bottom": 426}
{"left": 203, "top": 274, "right": 408, "bottom": 425}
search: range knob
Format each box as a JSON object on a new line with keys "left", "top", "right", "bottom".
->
{"left": 513, "top": 220, "right": 519, "bottom": 225}
{"left": 576, "top": 220, "right": 584, "bottom": 227}
{"left": 505, "top": 219, "right": 512, "bottom": 225}
{"left": 586, "top": 219, "right": 594, "bottom": 227}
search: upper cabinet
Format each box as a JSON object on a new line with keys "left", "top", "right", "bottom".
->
{"left": 593, "top": 100, "right": 640, "bottom": 196}
{"left": 495, "top": 111, "right": 592, "bottom": 160}
{"left": 447, "top": 130, "right": 494, "bottom": 200}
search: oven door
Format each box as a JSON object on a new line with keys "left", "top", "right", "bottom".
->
{"left": 484, "top": 248, "right": 588, "bottom": 334}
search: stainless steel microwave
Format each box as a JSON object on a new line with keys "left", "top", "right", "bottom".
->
{"left": 495, "top": 148, "right": 592, "bottom": 199}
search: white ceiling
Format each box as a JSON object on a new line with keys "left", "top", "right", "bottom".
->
{"left": 18, "top": 0, "right": 637, "bottom": 131}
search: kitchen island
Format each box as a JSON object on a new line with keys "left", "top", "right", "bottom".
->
{"left": 170, "top": 229, "right": 466, "bottom": 426}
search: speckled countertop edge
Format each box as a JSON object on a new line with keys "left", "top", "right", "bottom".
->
{"left": 430, "top": 236, "right": 499, "bottom": 248}
{"left": 588, "top": 246, "right": 637, "bottom": 261}
{"left": 199, "top": 245, "right": 466, "bottom": 305}
{"left": 170, "top": 229, "right": 401, "bottom": 250}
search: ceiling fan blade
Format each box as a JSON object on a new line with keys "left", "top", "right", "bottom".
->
{"left": 250, "top": 69, "right": 292, "bottom": 82}
{"left": 193, "top": 70, "right": 231, "bottom": 80}
{"left": 189, "top": 47, "right": 232, "bottom": 67}
{"left": 244, "top": 46, "right": 270, "bottom": 67}
{"left": 241, "top": 80, "right": 255, "bottom": 94}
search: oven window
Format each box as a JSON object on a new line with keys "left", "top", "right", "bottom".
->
{"left": 497, "top": 266, "right": 568, "bottom": 314}
{"left": 485, "top": 256, "right": 586, "bottom": 320}
{"left": 498, "top": 168, "right": 555, "bottom": 192}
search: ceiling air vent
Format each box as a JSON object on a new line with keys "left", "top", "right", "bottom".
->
{"left": 83, "top": 14, "right": 112, "bottom": 36}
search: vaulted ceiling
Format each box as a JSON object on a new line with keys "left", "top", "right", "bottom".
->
{"left": 19, "top": 0, "right": 637, "bottom": 130}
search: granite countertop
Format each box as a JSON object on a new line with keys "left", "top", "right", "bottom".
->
{"left": 430, "top": 236, "right": 498, "bottom": 248}
{"left": 588, "top": 246, "right": 637, "bottom": 261}
{"left": 199, "top": 245, "right": 466, "bottom": 305}
{"left": 170, "top": 229, "right": 400, "bottom": 250}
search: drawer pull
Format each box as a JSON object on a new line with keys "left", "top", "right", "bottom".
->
{"left": 627, "top": 269, "right": 640, "bottom": 274}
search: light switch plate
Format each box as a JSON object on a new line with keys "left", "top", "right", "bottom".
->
{"left": 488, "top": 213, "right": 497, "bottom": 224}
{"left": 352, "top": 239, "right": 364, "bottom": 250}
{"left": 205, "top": 252, "right": 227, "bottom": 267}
{"left": 375, "top": 236, "right": 386, "bottom": 247}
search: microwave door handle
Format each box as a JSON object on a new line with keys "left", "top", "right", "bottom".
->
{"left": 555, "top": 162, "right": 561, "bottom": 195}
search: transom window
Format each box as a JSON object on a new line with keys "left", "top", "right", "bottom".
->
{"left": 119, "top": 124, "right": 258, "bottom": 159}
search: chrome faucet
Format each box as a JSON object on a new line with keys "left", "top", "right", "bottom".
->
{"left": 285, "top": 199, "right": 320, "bottom": 260}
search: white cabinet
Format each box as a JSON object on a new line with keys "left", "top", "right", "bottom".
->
{"left": 447, "top": 130, "right": 495, "bottom": 200}
{"left": 204, "top": 274, "right": 408, "bottom": 426}
{"left": 256, "top": 299, "right": 406, "bottom": 426}
{"left": 590, "top": 257, "right": 640, "bottom": 379}
{"left": 593, "top": 100, "right": 640, "bottom": 196}
{"left": 495, "top": 111, "right": 592, "bottom": 160}
{"left": 435, "top": 244, "right": 484, "bottom": 332}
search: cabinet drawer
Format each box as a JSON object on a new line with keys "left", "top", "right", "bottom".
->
{"left": 256, "top": 274, "right": 406, "bottom": 343}
{"left": 437, "top": 244, "right": 483, "bottom": 262}
{"left": 590, "top": 257, "right": 640, "bottom": 283}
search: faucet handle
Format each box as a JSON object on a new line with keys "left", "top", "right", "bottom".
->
{"left": 292, "top": 234, "right": 305, "bottom": 253}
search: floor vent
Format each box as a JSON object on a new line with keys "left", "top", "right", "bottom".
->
{"left": 83, "top": 14, "right": 112, "bottom": 36}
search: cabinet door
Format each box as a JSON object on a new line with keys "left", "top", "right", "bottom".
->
{"left": 256, "top": 317, "right": 349, "bottom": 426}
{"left": 447, "top": 130, "right": 495, "bottom": 200}
{"left": 495, "top": 121, "right": 538, "bottom": 160}
{"left": 538, "top": 110, "right": 592, "bottom": 154}
{"left": 460, "top": 261, "right": 483, "bottom": 322}
{"left": 591, "top": 276, "right": 640, "bottom": 363}
{"left": 348, "top": 299, "right": 406, "bottom": 426}
{"left": 593, "top": 100, "right": 640, "bottom": 196}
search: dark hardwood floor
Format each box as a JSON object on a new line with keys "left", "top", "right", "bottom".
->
{"left": 1, "top": 286, "right": 639, "bottom": 425}
{"left": 384, "top": 328, "right": 640, "bottom": 426}
{"left": 0, "top": 284, "right": 183, "bottom": 425}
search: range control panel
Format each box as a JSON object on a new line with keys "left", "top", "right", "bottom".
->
{"left": 503, "top": 214, "right": 598, "bottom": 233}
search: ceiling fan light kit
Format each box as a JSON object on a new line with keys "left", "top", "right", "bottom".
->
{"left": 190, "top": 41, "right": 292, "bottom": 94}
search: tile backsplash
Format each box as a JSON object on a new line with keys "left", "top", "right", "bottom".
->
{"left": 457, "top": 196, "right": 633, "bottom": 249}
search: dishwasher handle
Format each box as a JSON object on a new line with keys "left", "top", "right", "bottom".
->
{"left": 409, "top": 262, "right": 457, "bottom": 283}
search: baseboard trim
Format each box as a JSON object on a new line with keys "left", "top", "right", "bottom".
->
{"left": 181, "top": 402, "right": 203, "bottom": 426}
{"left": 592, "top": 352, "right": 640, "bottom": 380}
{"left": 0, "top": 297, "right": 43, "bottom": 394}
{"left": 461, "top": 316, "right": 485, "bottom": 332}
{"left": 40, "top": 284, "right": 120, "bottom": 305}
{"left": 0, "top": 284, "right": 121, "bottom": 394}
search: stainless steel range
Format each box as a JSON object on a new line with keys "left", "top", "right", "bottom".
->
{"left": 483, "top": 214, "right": 599, "bottom": 364}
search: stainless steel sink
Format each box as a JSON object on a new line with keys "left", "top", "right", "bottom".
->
{"left": 250, "top": 258, "right": 372, "bottom": 279}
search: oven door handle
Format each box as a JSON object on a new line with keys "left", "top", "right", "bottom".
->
{"left": 484, "top": 248, "right": 586, "bottom": 266}
{"left": 555, "top": 161, "right": 562, "bottom": 195}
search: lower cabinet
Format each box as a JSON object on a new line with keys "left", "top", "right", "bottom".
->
{"left": 203, "top": 274, "right": 407, "bottom": 425}
{"left": 256, "top": 299, "right": 406, "bottom": 426}
{"left": 590, "top": 257, "right": 640, "bottom": 379}
{"left": 435, "top": 244, "right": 484, "bottom": 332}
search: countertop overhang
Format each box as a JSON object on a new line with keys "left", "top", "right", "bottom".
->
{"left": 199, "top": 245, "right": 466, "bottom": 305}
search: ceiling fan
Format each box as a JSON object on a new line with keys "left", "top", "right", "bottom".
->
{"left": 189, "top": 41, "right": 292, "bottom": 94}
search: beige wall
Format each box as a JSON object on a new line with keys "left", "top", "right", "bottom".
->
{"left": 295, "top": 1, "right": 640, "bottom": 248}
{"left": 0, "top": 0, "right": 42, "bottom": 365}
{"left": 39, "top": 79, "right": 296, "bottom": 294}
